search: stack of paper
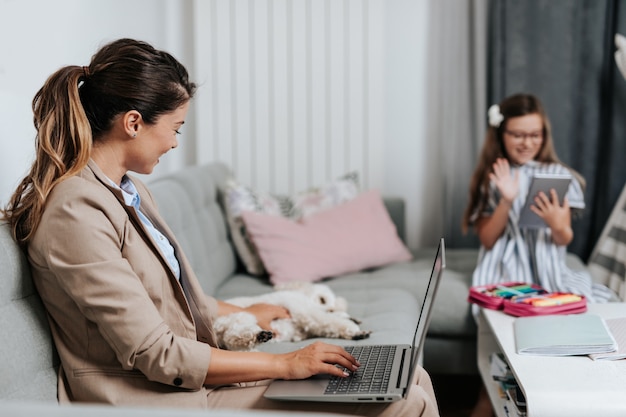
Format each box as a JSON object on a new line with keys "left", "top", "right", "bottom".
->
{"left": 589, "top": 317, "right": 626, "bottom": 361}
{"left": 514, "top": 314, "right": 617, "bottom": 356}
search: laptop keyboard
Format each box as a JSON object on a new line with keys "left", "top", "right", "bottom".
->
{"left": 324, "top": 345, "right": 395, "bottom": 395}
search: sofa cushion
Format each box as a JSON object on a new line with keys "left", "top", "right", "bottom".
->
{"left": 215, "top": 274, "right": 422, "bottom": 348}
{"left": 323, "top": 249, "right": 479, "bottom": 338}
{"left": 0, "top": 401, "right": 352, "bottom": 417}
{"left": 241, "top": 190, "right": 412, "bottom": 285}
{"left": 0, "top": 223, "right": 59, "bottom": 401}
{"left": 216, "top": 248, "right": 479, "bottom": 340}
{"left": 222, "top": 173, "right": 360, "bottom": 276}
{"left": 148, "top": 163, "right": 238, "bottom": 296}
{"left": 255, "top": 288, "right": 421, "bottom": 352}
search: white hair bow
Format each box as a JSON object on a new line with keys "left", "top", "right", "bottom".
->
{"left": 488, "top": 104, "right": 504, "bottom": 128}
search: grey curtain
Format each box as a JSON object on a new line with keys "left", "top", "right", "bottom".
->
{"left": 427, "top": 0, "right": 488, "bottom": 250}
{"left": 487, "top": 0, "right": 626, "bottom": 260}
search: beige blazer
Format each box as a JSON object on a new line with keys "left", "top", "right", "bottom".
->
{"left": 29, "top": 161, "right": 219, "bottom": 407}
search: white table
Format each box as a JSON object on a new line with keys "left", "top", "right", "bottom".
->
{"left": 477, "top": 303, "right": 626, "bottom": 417}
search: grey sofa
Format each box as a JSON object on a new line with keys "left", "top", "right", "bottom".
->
{"left": 1, "top": 161, "right": 482, "bottom": 415}
{"left": 145, "top": 162, "right": 480, "bottom": 371}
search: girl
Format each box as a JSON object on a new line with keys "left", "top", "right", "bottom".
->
{"left": 462, "top": 93, "right": 615, "bottom": 303}
{"left": 1, "top": 38, "right": 438, "bottom": 416}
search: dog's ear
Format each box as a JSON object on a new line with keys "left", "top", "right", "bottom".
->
{"left": 312, "top": 284, "right": 336, "bottom": 307}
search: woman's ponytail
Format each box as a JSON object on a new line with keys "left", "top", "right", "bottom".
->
{"left": 3, "top": 66, "right": 92, "bottom": 248}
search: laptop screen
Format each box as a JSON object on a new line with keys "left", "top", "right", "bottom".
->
{"left": 406, "top": 238, "right": 445, "bottom": 388}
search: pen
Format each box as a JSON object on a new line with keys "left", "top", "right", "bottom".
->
{"left": 494, "top": 285, "right": 526, "bottom": 296}
{"left": 511, "top": 291, "right": 547, "bottom": 303}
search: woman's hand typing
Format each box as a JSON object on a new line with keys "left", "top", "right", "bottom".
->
{"left": 204, "top": 341, "right": 359, "bottom": 385}
{"left": 278, "top": 341, "right": 360, "bottom": 380}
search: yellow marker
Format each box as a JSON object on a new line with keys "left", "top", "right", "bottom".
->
{"left": 532, "top": 294, "right": 581, "bottom": 307}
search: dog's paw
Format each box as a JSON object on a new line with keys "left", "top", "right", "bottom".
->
{"left": 351, "top": 330, "right": 372, "bottom": 340}
{"left": 349, "top": 317, "right": 363, "bottom": 325}
{"left": 215, "top": 312, "right": 269, "bottom": 351}
{"left": 256, "top": 330, "right": 274, "bottom": 343}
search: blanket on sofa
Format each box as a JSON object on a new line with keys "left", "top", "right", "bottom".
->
{"left": 588, "top": 183, "right": 626, "bottom": 301}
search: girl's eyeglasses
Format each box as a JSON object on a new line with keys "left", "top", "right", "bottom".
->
{"left": 505, "top": 130, "right": 543, "bottom": 143}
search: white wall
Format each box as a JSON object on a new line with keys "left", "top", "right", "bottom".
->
{"left": 191, "top": 0, "right": 386, "bottom": 193}
{"left": 383, "top": 0, "right": 434, "bottom": 249}
{"left": 0, "top": 0, "right": 440, "bottom": 250}
{"left": 0, "top": 0, "right": 194, "bottom": 204}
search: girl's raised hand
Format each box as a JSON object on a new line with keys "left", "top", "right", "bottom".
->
{"left": 488, "top": 158, "right": 519, "bottom": 204}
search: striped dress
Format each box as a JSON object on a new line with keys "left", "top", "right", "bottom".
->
{"left": 471, "top": 161, "right": 615, "bottom": 303}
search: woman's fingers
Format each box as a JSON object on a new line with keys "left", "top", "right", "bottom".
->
{"left": 282, "top": 342, "right": 359, "bottom": 380}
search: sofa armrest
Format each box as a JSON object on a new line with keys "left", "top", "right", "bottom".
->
{"left": 383, "top": 197, "right": 406, "bottom": 243}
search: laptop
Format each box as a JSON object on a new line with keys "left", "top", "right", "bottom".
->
{"left": 263, "top": 238, "right": 446, "bottom": 403}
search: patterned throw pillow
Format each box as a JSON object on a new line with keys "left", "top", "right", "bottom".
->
{"left": 222, "top": 173, "right": 359, "bottom": 275}
{"left": 242, "top": 190, "right": 413, "bottom": 285}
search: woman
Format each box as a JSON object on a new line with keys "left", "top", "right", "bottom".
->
{"left": 2, "top": 38, "right": 438, "bottom": 416}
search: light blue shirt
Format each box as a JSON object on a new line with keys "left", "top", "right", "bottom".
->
{"left": 111, "top": 175, "right": 181, "bottom": 281}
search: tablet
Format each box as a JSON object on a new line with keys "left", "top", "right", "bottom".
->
{"left": 518, "top": 173, "right": 572, "bottom": 228}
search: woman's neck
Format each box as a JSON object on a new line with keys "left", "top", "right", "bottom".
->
{"left": 91, "top": 144, "right": 126, "bottom": 186}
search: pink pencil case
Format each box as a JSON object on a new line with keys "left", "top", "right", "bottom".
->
{"left": 468, "top": 281, "right": 587, "bottom": 317}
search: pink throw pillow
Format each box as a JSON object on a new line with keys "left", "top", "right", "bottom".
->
{"left": 241, "top": 190, "right": 413, "bottom": 284}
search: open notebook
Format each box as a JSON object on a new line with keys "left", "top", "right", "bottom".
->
{"left": 263, "top": 238, "right": 446, "bottom": 403}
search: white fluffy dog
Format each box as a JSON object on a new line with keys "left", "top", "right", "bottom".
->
{"left": 214, "top": 282, "right": 370, "bottom": 351}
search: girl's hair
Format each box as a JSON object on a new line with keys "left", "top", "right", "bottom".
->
{"left": 461, "top": 93, "right": 584, "bottom": 233}
{"left": 2, "top": 38, "right": 197, "bottom": 248}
